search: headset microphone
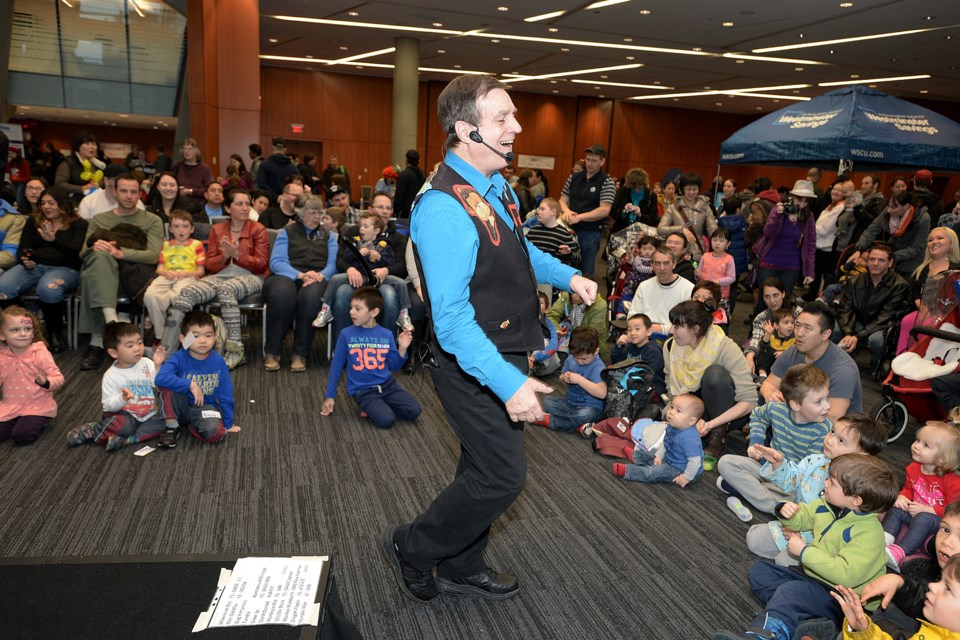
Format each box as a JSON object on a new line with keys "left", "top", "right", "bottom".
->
{"left": 468, "top": 130, "right": 515, "bottom": 163}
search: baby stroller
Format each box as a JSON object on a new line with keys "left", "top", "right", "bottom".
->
{"left": 871, "top": 271, "right": 960, "bottom": 442}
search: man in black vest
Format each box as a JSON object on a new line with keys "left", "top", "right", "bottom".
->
{"left": 559, "top": 144, "right": 616, "bottom": 279}
{"left": 382, "top": 75, "right": 597, "bottom": 604}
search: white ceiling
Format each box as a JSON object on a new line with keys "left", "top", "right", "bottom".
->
{"left": 258, "top": 0, "right": 960, "bottom": 115}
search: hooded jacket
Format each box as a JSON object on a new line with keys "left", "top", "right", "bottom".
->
{"left": 0, "top": 341, "right": 64, "bottom": 421}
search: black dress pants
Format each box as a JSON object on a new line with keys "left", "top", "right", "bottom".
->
{"left": 397, "top": 348, "right": 527, "bottom": 579}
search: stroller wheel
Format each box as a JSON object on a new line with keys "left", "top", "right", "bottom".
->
{"left": 870, "top": 399, "right": 909, "bottom": 443}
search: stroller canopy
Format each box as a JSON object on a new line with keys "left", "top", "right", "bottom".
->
{"left": 720, "top": 86, "right": 960, "bottom": 171}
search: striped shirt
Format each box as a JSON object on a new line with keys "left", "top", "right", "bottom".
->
{"left": 747, "top": 402, "right": 830, "bottom": 463}
{"left": 526, "top": 223, "right": 581, "bottom": 267}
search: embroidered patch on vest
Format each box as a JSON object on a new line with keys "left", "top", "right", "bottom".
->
{"left": 452, "top": 183, "right": 500, "bottom": 246}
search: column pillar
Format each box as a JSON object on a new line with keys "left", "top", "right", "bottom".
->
{"left": 0, "top": 0, "right": 15, "bottom": 123}
{"left": 186, "top": 0, "right": 260, "bottom": 177}
{"left": 392, "top": 37, "right": 420, "bottom": 166}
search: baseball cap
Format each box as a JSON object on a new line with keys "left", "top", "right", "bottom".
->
{"left": 271, "top": 137, "right": 286, "bottom": 150}
{"left": 328, "top": 185, "right": 345, "bottom": 196}
{"left": 913, "top": 169, "right": 933, "bottom": 185}
{"left": 584, "top": 144, "right": 606, "bottom": 158}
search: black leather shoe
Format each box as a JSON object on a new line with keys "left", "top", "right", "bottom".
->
{"left": 47, "top": 333, "right": 65, "bottom": 355}
{"left": 79, "top": 346, "right": 106, "bottom": 371}
{"left": 436, "top": 568, "right": 519, "bottom": 600}
{"left": 382, "top": 528, "right": 437, "bottom": 603}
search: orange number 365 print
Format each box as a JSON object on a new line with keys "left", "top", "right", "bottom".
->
{"left": 349, "top": 347, "right": 389, "bottom": 371}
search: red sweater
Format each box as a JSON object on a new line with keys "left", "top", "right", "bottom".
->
{"left": 899, "top": 462, "right": 960, "bottom": 517}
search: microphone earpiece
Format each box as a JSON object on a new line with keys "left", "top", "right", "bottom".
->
{"left": 468, "top": 130, "right": 484, "bottom": 144}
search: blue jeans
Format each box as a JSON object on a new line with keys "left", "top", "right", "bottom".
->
{"left": 542, "top": 395, "right": 602, "bottom": 432}
{"left": 574, "top": 228, "right": 602, "bottom": 278}
{"left": 331, "top": 276, "right": 400, "bottom": 344}
{"left": 0, "top": 264, "right": 80, "bottom": 303}
{"left": 748, "top": 560, "right": 841, "bottom": 639}
{"left": 882, "top": 508, "right": 941, "bottom": 555}
{"left": 353, "top": 377, "right": 422, "bottom": 430}
{"left": 623, "top": 447, "right": 689, "bottom": 484}
{"left": 831, "top": 321, "right": 884, "bottom": 368}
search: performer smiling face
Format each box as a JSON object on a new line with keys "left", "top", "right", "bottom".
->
{"left": 458, "top": 87, "right": 522, "bottom": 177}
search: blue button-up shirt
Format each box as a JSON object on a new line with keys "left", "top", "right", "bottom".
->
{"left": 411, "top": 152, "right": 579, "bottom": 402}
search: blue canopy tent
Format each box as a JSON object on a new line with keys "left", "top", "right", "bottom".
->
{"left": 720, "top": 86, "right": 960, "bottom": 171}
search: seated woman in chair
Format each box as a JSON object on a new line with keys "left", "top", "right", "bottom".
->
{"left": 261, "top": 194, "right": 337, "bottom": 373}
{"left": 161, "top": 189, "right": 269, "bottom": 369}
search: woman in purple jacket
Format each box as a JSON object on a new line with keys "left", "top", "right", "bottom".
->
{"left": 752, "top": 179, "right": 817, "bottom": 311}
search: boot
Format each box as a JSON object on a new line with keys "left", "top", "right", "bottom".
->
{"left": 223, "top": 339, "right": 246, "bottom": 370}
{"left": 703, "top": 424, "right": 727, "bottom": 459}
{"left": 39, "top": 301, "right": 67, "bottom": 354}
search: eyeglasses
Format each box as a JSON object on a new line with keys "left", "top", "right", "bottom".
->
{"left": 371, "top": 204, "right": 393, "bottom": 211}
{"left": 25, "top": 186, "right": 44, "bottom": 192}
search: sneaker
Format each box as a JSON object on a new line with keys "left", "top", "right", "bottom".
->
{"left": 157, "top": 428, "right": 179, "bottom": 449}
{"left": 223, "top": 340, "right": 246, "bottom": 370}
{"left": 381, "top": 527, "right": 437, "bottom": 602}
{"left": 716, "top": 476, "right": 741, "bottom": 497}
{"left": 397, "top": 308, "right": 414, "bottom": 333}
{"left": 575, "top": 422, "right": 595, "bottom": 439}
{"left": 726, "top": 496, "right": 753, "bottom": 522}
{"left": 436, "top": 567, "right": 519, "bottom": 600}
{"left": 794, "top": 618, "right": 837, "bottom": 640}
{"left": 105, "top": 435, "right": 129, "bottom": 452}
{"left": 886, "top": 544, "right": 905, "bottom": 571}
{"left": 531, "top": 413, "right": 551, "bottom": 428}
{"left": 66, "top": 422, "right": 97, "bottom": 447}
{"left": 312, "top": 304, "right": 333, "bottom": 328}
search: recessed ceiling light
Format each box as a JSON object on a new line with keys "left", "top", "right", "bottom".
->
{"left": 692, "top": 47, "right": 702, "bottom": 52}
{"left": 639, "top": 9, "right": 652, "bottom": 15}
{"left": 756, "top": 106, "right": 762, "bottom": 110}
{"left": 268, "top": 38, "right": 278, "bottom": 43}
{"left": 850, "top": 74, "right": 859, "bottom": 78}
{"left": 773, "top": 100, "right": 780, "bottom": 103}
{"left": 925, "top": 16, "right": 935, "bottom": 20}
{"left": 552, "top": 90, "right": 559, "bottom": 93}
{"left": 355, "top": 65, "right": 362, "bottom": 69}
{"left": 305, "top": 54, "right": 313, "bottom": 58}
{"left": 339, "top": 45, "right": 348, "bottom": 50}
{"left": 594, "top": 86, "right": 600, "bottom": 89}
{"left": 118, "top": 113, "right": 129, "bottom": 118}
{"left": 715, "top": 102, "right": 722, "bottom": 106}
{"left": 550, "top": 80, "right": 557, "bottom": 84}
{"left": 672, "top": 98, "right": 679, "bottom": 101}
{"left": 839, "top": 2, "right": 853, "bottom": 7}
{"left": 599, "top": 94, "right": 605, "bottom": 98}
{"left": 432, "top": 22, "right": 442, "bottom": 27}
{"left": 920, "top": 89, "right": 929, "bottom": 93}
{"left": 437, "top": 49, "right": 446, "bottom": 54}
{"left": 722, "top": 21, "right": 734, "bottom": 27}
{"left": 454, "top": 64, "right": 461, "bottom": 68}
{"left": 799, "top": 33, "right": 804, "bottom": 39}
{"left": 654, "top": 81, "right": 660, "bottom": 84}
{"left": 624, "top": 38, "right": 633, "bottom": 42}
{"left": 502, "top": 57, "right": 510, "bottom": 61}
{"left": 601, "top": 75, "right": 608, "bottom": 79}
{"left": 490, "top": 39, "right": 500, "bottom": 43}
{"left": 890, "top": 58, "right": 898, "bottom": 62}
{"left": 561, "top": 47, "right": 570, "bottom": 52}
{"left": 945, "top": 35, "right": 953, "bottom": 40}
{"left": 704, "top": 86, "right": 711, "bottom": 90}
{"left": 497, "top": 5, "right": 509, "bottom": 11}
{"left": 795, "top": 67, "right": 804, "bottom": 71}
{"left": 626, "top": 56, "right": 635, "bottom": 60}
{"left": 735, "top": 59, "right": 745, "bottom": 64}
{"left": 793, "top": 90, "right": 800, "bottom": 93}
{"left": 548, "top": 27, "right": 558, "bottom": 32}
{"left": 348, "top": 11, "right": 358, "bottom": 16}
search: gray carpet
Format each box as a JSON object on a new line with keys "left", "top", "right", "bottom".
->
{"left": 0, "top": 302, "right": 916, "bottom": 639}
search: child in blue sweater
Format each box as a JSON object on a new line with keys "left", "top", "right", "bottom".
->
{"left": 533, "top": 326, "right": 606, "bottom": 432}
{"left": 322, "top": 287, "right": 421, "bottom": 429}
{"left": 155, "top": 311, "right": 239, "bottom": 448}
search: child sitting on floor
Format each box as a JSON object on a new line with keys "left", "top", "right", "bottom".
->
{"left": 530, "top": 291, "right": 561, "bottom": 377}
{"left": 66, "top": 321, "right": 176, "bottom": 452}
{"left": 883, "top": 421, "right": 960, "bottom": 569}
{"left": 755, "top": 307, "right": 796, "bottom": 381}
{"left": 532, "top": 326, "right": 606, "bottom": 432}
{"left": 717, "top": 364, "right": 833, "bottom": 520}
{"left": 155, "top": 311, "right": 241, "bottom": 448}
{"left": 322, "top": 287, "right": 421, "bottom": 430}
{"left": 713, "top": 454, "right": 900, "bottom": 640}
{"left": 546, "top": 291, "right": 609, "bottom": 361}
{"left": 612, "top": 393, "right": 704, "bottom": 488}
{"left": 610, "top": 313, "right": 666, "bottom": 399}
{"left": 0, "top": 306, "right": 64, "bottom": 445}
{"left": 832, "top": 554, "right": 960, "bottom": 640}
{"left": 745, "top": 413, "right": 888, "bottom": 566}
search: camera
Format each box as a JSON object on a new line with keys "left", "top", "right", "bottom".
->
{"left": 782, "top": 196, "right": 801, "bottom": 215}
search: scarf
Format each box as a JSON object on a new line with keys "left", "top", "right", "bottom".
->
{"left": 569, "top": 303, "right": 585, "bottom": 330}
{"left": 668, "top": 324, "right": 726, "bottom": 396}
{"left": 888, "top": 205, "right": 916, "bottom": 237}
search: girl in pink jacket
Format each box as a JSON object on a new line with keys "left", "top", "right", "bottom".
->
{"left": 0, "top": 306, "right": 64, "bottom": 444}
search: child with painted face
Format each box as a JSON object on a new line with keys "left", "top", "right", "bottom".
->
{"left": 0, "top": 306, "right": 64, "bottom": 445}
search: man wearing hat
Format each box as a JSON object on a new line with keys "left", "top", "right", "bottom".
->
{"left": 559, "top": 144, "right": 616, "bottom": 278}
{"left": 328, "top": 184, "right": 359, "bottom": 224}
{"left": 912, "top": 169, "right": 943, "bottom": 223}
{"left": 256, "top": 137, "right": 298, "bottom": 198}
{"left": 77, "top": 163, "right": 146, "bottom": 220}
{"left": 394, "top": 149, "right": 426, "bottom": 219}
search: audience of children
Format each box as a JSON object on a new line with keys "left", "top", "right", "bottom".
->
{"left": 713, "top": 454, "right": 901, "bottom": 640}
{"left": 755, "top": 307, "right": 796, "bottom": 381}
{"left": 883, "top": 421, "right": 960, "bottom": 569}
{"left": 155, "top": 311, "right": 240, "bottom": 448}
{"left": 66, "top": 321, "right": 176, "bottom": 451}
{"left": 0, "top": 306, "right": 64, "bottom": 445}
{"left": 744, "top": 413, "right": 888, "bottom": 566}
{"left": 530, "top": 290, "right": 561, "bottom": 377}
{"left": 717, "top": 364, "right": 833, "bottom": 519}
{"left": 612, "top": 393, "right": 704, "bottom": 487}
{"left": 322, "top": 286, "right": 421, "bottom": 430}
{"left": 143, "top": 209, "right": 206, "bottom": 348}
{"left": 610, "top": 313, "right": 666, "bottom": 399}
{"left": 532, "top": 326, "right": 606, "bottom": 432}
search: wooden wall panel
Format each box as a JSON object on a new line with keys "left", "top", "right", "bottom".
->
{"left": 574, "top": 97, "right": 614, "bottom": 166}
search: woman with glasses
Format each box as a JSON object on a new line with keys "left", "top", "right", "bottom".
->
{"left": 261, "top": 193, "right": 337, "bottom": 372}
{"left": 16, "top": 178, "right": 46, "bottom": 215}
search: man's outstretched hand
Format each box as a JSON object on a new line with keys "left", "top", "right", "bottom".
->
{"left": 505, "top": 378, "right": 553, "bottom": 423}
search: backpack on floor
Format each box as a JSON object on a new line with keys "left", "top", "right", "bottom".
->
{"left": 600, "top": 358, "right": 658, "bottom": 423}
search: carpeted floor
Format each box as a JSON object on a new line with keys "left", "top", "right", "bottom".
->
{"left": 0, "top": 294, "right": 916, "bottom": 639}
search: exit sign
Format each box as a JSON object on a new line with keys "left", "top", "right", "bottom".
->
{"left": 290, "top": 123, "right": 304, "bottom": 133}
